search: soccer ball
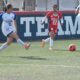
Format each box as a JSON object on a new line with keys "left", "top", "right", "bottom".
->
{"left": 68, "top": 44, "right": 76, "bottom": 52}
{"left": 24, "top": 43, "right": 30, "bottom": 49}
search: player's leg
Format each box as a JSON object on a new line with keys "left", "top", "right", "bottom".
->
{"left": 0, "top": 25, "right": 13, "bottom": 51}
{"left": 49, "top": 32, "right": 56, "bottom": 50}
{"left": 41, "top": 32, "right": 54, "bottom": 48}
{"left": 0, "top": 37, "right": 13, "bottom": 51}
{"left": 49, "top": 26, "right": 57, "bottom": 50}
{"left": 41, "top": 37, "right": 50, "bottom": 48}
{"left": 41, "top": 31, "right": 55, "bottom": 50}
{"left": 9, "top": 32, "right": 30, "bottom": 49}
{"left": 41, "top": 28, "right": 51, "bottom": 48}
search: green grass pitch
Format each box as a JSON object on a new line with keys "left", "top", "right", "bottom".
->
{"left": 0, "top": 40, "right": 80, "bottom": 80}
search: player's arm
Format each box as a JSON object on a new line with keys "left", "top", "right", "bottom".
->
{"left": 59, "top": 12, "right": 64, "bottom": 26}
{"left": 41, "top": 12, "right": 50, "bottom": 25}
{"left": 0, "top": 13, "right": 2, "bottom": 22}
{"left": 13, "top": 13, "right": 17, "bottom": 32}
{"left": 75, "top": 4, "right": 80, "bottom": 14}
{"left": 41, "top": 15, "right": 47, "bottom": 25}
{"left": 13, "top": 20, "right": 17, "bottom": 32}
{"left": 60, "top": 17, "right": 64, "bottom": 26}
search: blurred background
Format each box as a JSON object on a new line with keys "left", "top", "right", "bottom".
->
{"left": 0, "top": 0, "right": 80, "bottom": 11}
{"left": 0, "top": 0, "right": 80, "bottom": 41}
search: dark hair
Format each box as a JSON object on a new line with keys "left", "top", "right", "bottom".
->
{"left": 53, "top": 4, "right": 58, "bottom": 8}
{"left": 6, "top": 4, "right": 13, "bottom": 10}
{"left": 3, "top": 6, "right": 7, "bottom": 12}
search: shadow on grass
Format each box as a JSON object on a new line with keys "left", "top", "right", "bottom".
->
{"left": 19, "top": 56, "right": 48, "bottom": 60}
{"left": 0, "top": 56, "right": 48, "bottom": 61}
{"left": 0, "top": 49, "right": 80, "bottom": 60}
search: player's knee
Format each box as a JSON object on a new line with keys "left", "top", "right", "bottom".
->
{"left": 51, "top": 36, "right": 54, "bottom": 39}
{"left": 50, "top": 34, "right": 54, "bottom": 39}
{"left": 13, "top": 33, "right": 19, "bottom": 40}
{"left": 10, "top": 32, "right": 19, "bottom": 40}
{"left": 7, "top": 38, "right": 13, "bottom": 45}
{"left": 51, "top": 33, "right": 56, "bottom": 39}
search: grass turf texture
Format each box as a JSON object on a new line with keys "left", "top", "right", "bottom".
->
{"left": 0, "top": 40, "right": 80, "bottom": 80}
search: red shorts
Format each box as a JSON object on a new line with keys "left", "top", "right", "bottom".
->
{"left": 49, "top": 27, "right": 57, "bottom": 34}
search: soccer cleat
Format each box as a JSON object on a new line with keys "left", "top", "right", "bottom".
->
{"left": 41, "top": 39, "right": 45, "bottom": 48}
{"left": 49, "top": 47, "right": 53, "bottom": 51}
{"left": 24, "top": 43, "right": 30, "bottom": 49}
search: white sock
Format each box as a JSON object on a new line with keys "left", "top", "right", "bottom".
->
{"left": 49, "top": 37, "right": 53, "bottom": 48}
{"left": 44, "top": 37, "right": 50, "bottom": 43}
{"left": 0, "top": 43, "right": 8, "bottom": 51}
{"left": 17, "top": 39, "right": 25, "bottom": 46}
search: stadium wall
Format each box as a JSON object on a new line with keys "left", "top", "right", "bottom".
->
{"left": 0, "top": 11, "right": 80, "bottom": 42}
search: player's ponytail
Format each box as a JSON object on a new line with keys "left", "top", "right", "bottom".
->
{"left": 3, "top": 6, "right": 7, "bottom": 12}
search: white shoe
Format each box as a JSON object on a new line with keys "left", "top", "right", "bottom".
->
{"left": 49, "top": 47, "right": 53, "bottom": 51}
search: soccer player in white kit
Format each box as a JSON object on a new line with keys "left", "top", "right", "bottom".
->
{"left": 75, "top": 4, "right": 80, "bottom": 17}
{"left": 0, "top": 4, "right": 30, "bottom": 51}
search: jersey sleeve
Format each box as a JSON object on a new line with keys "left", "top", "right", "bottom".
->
{"left": 13, "top": 13, "right": 16, "bottom": 20}
{"left": 46, "top": 11, "right": 52, "bottom": 18}
{"left": 0, "top": 12, "right": 4, "bottom": 21}
{"left": 14, "top": 14, "right": 16, "bottom": 20}
{"left": 0, "top": 13, "right": 2, "bottom": 21}
{"left": 58, "top": 11, "right": 63, "bottom": 19}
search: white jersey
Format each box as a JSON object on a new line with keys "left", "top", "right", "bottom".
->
{"left": 76, "top": 4, "right": 80, "bottom": 13}
{"left": 1, "top": 12, "right": 16, "bottom": 37}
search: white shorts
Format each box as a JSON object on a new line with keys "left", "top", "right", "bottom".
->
{"left": 1, "top": 24, "right": 16, "bottom": 37}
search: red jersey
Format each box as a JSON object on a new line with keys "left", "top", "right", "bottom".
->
{"left": 47, "top": 11, "right": 62, "bottom": 33}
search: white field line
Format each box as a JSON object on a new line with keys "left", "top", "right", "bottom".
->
{"left": 30, "top": 45, "right": 67, "bottom": 49}
{"left": 0, "top": 64, "right": 80, "bottom": 69}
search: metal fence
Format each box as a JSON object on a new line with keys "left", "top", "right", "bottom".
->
{"left": 0, "top": 0, "right": 80, "bottom": 11}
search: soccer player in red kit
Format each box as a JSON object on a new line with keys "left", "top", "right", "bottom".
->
{"left": 41, "top": 4, "right": 63, "bottom": 50}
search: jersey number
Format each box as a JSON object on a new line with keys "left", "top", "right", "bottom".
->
{"left": 52, "top": 18, "right": 58, "bottom": 25}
